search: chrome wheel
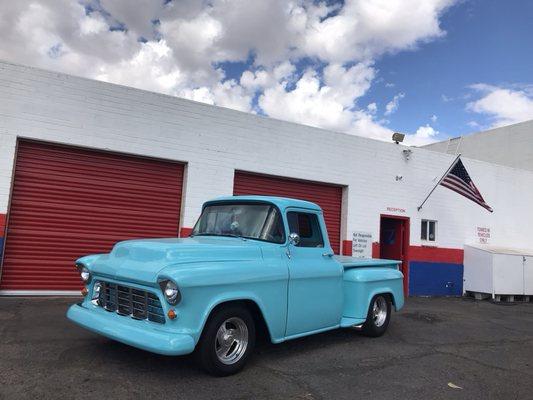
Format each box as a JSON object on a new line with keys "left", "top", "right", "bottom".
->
{"left": 215, "top": 317, "right": 249, "bottom": 365}
{"left": 373, "top": 296, "right": 388, "bottom": 327}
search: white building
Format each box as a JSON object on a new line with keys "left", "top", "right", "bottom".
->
{"left": 1, "top": 61, "right": 532, "bottom": 296}
{"left": 423, "top": 120, "right": 533, "bottom": 171}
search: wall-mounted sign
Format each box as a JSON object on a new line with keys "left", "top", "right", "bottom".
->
{"left": 352, "top": 231, "right": 372, "bottom": 258}
{"left": 476, "top": 226, "right": 491, "bottom": 244}
{"left": 386, "top": 207, "right": 406, "bottom": 213}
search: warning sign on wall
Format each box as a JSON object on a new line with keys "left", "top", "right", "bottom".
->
{"left": 476, "top": 226, "right": 491, "bottom": 244}
{"left": 352, "top": 231, "right": 372, "bottom": 258}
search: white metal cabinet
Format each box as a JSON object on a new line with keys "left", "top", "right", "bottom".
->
{"left": 492, "top": 253, "right": 524, "bottom": 295}
{"left": 463, "top": 245, "right": 493, "bottom": 294}
{"left": 464, "top": 245, "right": 533, "bottom": 298}
{"left": 524, "top": 256, "right": 533, "bottom": 295}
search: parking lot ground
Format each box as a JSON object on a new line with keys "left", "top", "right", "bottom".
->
{"left": 1, "top": 296, "right": 533, "bottom": 400}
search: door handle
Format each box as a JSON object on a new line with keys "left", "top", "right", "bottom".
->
{"left": 322, "top": 252, "right": 334, "bottom": 258}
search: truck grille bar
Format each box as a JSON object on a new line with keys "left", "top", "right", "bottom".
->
{"left": 96, "top": 281, "right": 166, "bottom": 324}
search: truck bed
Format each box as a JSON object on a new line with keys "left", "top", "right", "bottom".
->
{"left": 334, "top": 255, "right": 400, "bottom": 270}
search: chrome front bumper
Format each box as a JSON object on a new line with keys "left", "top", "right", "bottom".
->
{"left": 67, "top": 303, "right": 195, "bottom": 356}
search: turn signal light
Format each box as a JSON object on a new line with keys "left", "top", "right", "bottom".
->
{"left": 167, "top": 309, "right": 177, "bottom": 320}
{"left": 81, "top": 287, "right": 88, "bottom": 296}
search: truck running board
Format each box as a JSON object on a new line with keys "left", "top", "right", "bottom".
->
{"left": 340, "top": 317, "right": 366, "bottom": 328}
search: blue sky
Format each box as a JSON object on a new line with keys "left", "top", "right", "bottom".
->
{"left": 1, "top": 0, "right": 532, "bottom": 145}
{"left": 216, "top": 0, "right": 533, "bottom": 141}
{"left": 368, "top": 0, "right": 533, "bottom": 138}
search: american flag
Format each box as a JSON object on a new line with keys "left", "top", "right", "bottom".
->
{"left": 440, "top": 158, "right": 493, "bottom": 212}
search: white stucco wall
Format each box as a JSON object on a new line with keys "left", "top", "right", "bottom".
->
{"left": 423, "top": 120, "right": 533, "bottom": 172}
{"left": 1, "top": 61, "right": 532, "bottom": 251}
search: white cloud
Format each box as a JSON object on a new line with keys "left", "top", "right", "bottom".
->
{"left": 430, "top": 114, "right": 438, "bottom": 123}
{"left": 467, "top": 120, "right": 481, "bottom": 129}
{"left": 98, "top": 0, "right": 165, "bottom": 39}
{"left": 79, "top": 13, "right": 108, "bottom": 36}
{"left": 240, "top": 62, "right": 296, "bottom": 91}
{"left": 179, "top": 80, "right": 252, "bottom": 112}
{"left": 404, "top": 124, "right": 439, "bottom": 146}
{"left": 467, "top": 84, "right": 533, "bottom": 127}
{"left": 351, "top": 111, "right": 394, "bottom": 141}
{"left": 0, "top": 0, "right": 459, "bottom": 142}
{"left": 385, "top": 92, "right": 405, "bottom": 115}
{"left": 95, "top": 40, "right": 185, "bottom": 94}
{"left": 258, "top": 63, "right": 385, "bottom": 138}
{"left": 298, "top": 0, "right": 455, "bottom": 64}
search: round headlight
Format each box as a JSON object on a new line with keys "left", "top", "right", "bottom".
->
{"left": 164, "top": 280, "right": 180, "bottom": 305}
{"left": 80, "top": 266, "right": 91, "bottom": 283}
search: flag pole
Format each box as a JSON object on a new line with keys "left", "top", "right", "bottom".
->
{"left": 417, "top": 153, "right": 461, "bottom": 211}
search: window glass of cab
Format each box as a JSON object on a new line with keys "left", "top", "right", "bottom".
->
{"left": 192, "top": 203, "right": 285, "bottom": 243}
{"left": 287, "top": 212, "right": 324, "bottom": 248}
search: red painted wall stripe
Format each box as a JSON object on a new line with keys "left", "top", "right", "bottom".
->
{"left": 409, "top": 246, "right": 464, "bottom": 264}
{"left": 338, "top": 240, "right": 462, "bottom": 298}
{"left": 342, "top": 240, "right": 462, "bottom": 264}
{"left": 372, "top": 242, "right": 380, "bottom": 258}
{"left": 342, "top": 240, "right": 352, "bottom": 256}
{"left": 0, "top": 213, "right": 5, "bottom": 235}
{"left": 180, "top": 227, "right": 193, "bottom": 237}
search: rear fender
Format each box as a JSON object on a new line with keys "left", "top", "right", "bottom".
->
{"left": 342, "top": 267, "right": 404, "bottom": 319}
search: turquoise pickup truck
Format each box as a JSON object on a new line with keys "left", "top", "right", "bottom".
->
{"left": 67, "top": 196, "right": 404, "bottom": 375}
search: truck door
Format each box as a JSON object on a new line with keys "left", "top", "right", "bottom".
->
{"left": 285, "top": 210, "right": 343, "bottom": 336}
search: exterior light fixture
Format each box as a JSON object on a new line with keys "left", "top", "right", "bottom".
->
{"left": 392, "top": 132, "right": 405, "bottom": 144}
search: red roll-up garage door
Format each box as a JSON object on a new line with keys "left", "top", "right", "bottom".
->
{"left": 233, "top": 171, "right": 343, "bottom": 254}
{"left": 0, "top": 140, "right": 184, "bottom": 291}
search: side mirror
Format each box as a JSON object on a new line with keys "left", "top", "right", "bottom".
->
{"left": 288, "top": 232, "right": 300, "bottom": 246}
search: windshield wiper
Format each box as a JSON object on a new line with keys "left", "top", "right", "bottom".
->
{"left": 224, "top": 233, "right": 247, "bottom": 240}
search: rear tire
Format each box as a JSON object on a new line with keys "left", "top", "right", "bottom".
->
{"left": 361, "top": 294, "right": 391, "bottom": 337}
{"left": 196, "top": 305, "right": 255, "bottom": 376}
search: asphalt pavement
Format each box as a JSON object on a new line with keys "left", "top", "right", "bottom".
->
{"left": 1, "top": 296, "right": 532, "bottom": 399}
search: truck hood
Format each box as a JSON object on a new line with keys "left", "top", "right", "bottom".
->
{"left": 86, "top": 237, "right": 263, "bottom": 285}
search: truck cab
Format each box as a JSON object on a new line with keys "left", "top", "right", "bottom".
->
{"left": 67, "top": 196, "right": 404, "bottom": 376}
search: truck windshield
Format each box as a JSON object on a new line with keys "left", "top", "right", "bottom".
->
{"left": 191, "top": 203, "right": 285, "bottom": 244}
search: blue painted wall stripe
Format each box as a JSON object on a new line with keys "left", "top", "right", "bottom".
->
{"left": 409, "top": 261, "right": 463, "bottom": 296}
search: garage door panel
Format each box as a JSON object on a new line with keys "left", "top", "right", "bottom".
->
{"left": 0, "top": 141, "right": 184, "bottom": 291}
{"left": 16, "top": 170, "right": 180, "bottom": 191}
{"left": 13, "top": 176, "right": 182, "bottom": 199}
{"left": 14, "top": 169, "right": 182, "bottom": 203}
{"left": 9, "top": 194, "right": 180, "bottom": 217}
{"left": 8, "top": 203, "right": 180, "bottom": 228}
{"left": 15, "top": 171, "right": 182, "bottom": 194}
{"left": 233, "top": 171, "right": 342, "bottom": 254}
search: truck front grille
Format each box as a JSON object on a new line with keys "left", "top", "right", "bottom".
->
{"left": 96, "top": 281, "right": 166, "bottom": 324}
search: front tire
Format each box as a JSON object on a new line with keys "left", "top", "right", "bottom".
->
{"left": 196, "top": 305, "right": 256, "bottom": 376}
{"left": 361, "top": 294, "right": 391, "bottom": 337}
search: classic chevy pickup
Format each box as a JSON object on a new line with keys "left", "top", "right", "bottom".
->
{"left": 67, "top": 196, "right": 404, "bottom": 375}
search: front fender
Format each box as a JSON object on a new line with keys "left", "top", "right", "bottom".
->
{"left": 199, "top": 292, "right": 274, "bottom": 341}
{"left": 158, "top": 260, "right": 289, "bottom": 344}
{"left": 76, "top": 254, "right": 105, "bottom": 268}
